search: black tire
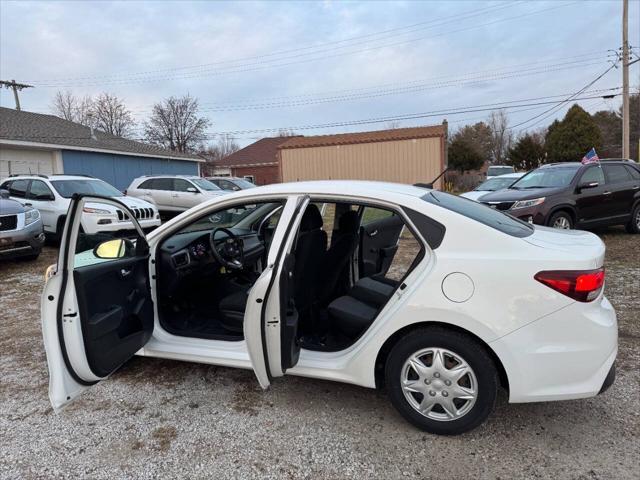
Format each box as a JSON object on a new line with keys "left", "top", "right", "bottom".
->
{"left": 19, "top": 252, "right": 40, "bottom": 261}
{"left": 547, "top": 210, "right": 573, "bottom": 230}
{"left": 385, "top": 327, "right": 498, "bottom": 435}
{"left": 625, "top": 203, "right": 640, "bottom": 234}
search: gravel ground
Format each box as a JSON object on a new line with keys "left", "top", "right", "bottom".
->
{"left": 1, "top": 229, "right": 638, "bottom": 479}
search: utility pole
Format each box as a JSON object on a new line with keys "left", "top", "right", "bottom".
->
{"left": 622, "top": 0, "right": 630, "bottom": 159}
{"left": 0, "top": 79, "right": 33, "bottom": 111}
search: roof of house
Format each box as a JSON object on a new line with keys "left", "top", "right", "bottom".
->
{"left": 0, "top": 107, "right": 201, "bottom": 162}
{"left": 278, "top": 124, "right": 446, "bottom": 150}
{"left": 214, "top": 136, "right": 295, "bottom": 167}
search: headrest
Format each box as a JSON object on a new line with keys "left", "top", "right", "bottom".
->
{"left": 338, "top": 210, "right": 359, "bottom": 234}
{"left": 300, "top": 204, "right": 323, "bottom": 231}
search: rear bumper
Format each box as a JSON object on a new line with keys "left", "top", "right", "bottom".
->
{"left": 490, "top": 295, "right": 618, "bottom": 403}
{"left": 598, "top": 363, "right": 615, "bottom": 394}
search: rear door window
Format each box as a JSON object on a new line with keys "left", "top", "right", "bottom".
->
{"left": 422, "top": 191, "right": 533, "bottom": 237}
{"left": 173, "top": 179, "right": 194, "bottom": 192}
{"left": 603, "top": 165, "right": 632, "bottom": 184}
{"left": 624, "top": 165, "right": 640, "bottom": 180}
{"left": 8, "top": 179, "right": 29, "bottom": 198}
{"left": 138, "top": 179, "right": 156, "bottom": 189}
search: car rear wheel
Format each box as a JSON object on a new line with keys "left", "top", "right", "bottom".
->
{"left": 548, "top": 211, "right": 573, "bottom": 229}
{"left": 625, "top": 203, "right": 640, "bottom": 234}
{"left": 385, "top": 327, "right": 498, "bottom": 435}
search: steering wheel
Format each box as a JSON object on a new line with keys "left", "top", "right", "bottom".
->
{"left": 209, "top": 227, "right": 244, "bottom": 270}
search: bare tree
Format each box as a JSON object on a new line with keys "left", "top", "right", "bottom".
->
{"left": 386, "top": 120, "right": 402, "bottom": 129}
{"left": 200, "top": 134, "right": 240, "bottom": 162}
{"left": 277, "top": 128, "right": 297, "bottom": 137}
{"left": 487, "top": 110, "right": 513, "bottom": 164}
{"left": 92, "top": 93, "right": 135, "bottom": 137}
{"left": 144, "top": 95, "right": 210, "bottom": 152}
{"left": 51, "top": 90, "right": 95, "bottom": 126}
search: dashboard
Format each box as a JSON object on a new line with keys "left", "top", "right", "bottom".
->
{"left": 157, "top": 227, "right": 266, "bottom": 295}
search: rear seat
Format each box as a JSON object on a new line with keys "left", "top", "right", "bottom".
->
{"left": 328, "top": 276, "right": 397, "bottom": 337}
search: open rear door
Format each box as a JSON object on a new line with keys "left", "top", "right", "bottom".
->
{"left": 244, "top": 195, "right": 310, "bottom": 388}
{"left": 42, "top": 195, "right": 153, "bottom": 410}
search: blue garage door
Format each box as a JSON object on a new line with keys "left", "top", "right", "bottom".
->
{"left": 62, "top": 151, "right": 200, "bottom": 191}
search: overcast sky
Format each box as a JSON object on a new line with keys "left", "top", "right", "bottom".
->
{"left": 1, "top": 0, "right": 638, "bottom": 146}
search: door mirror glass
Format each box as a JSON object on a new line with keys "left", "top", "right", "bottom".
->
{"left": 93, "top": 238, "right": 134, "bottom": 259}
{"left": 187, "top": 187, "right": 198, "bottom": 193}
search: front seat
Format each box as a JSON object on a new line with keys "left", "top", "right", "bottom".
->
{"left": 317, "top": 210, "right": 360, "bottom": 304}
{"left": 218, "top": 204, "right": 327, "bottom": 333}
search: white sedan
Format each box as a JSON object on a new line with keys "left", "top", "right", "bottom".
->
{"left": 460, "top": 172, "right": 525, "bottom": 202}
{"left": 41, "top": 181, "right": 617, "bottom": 435}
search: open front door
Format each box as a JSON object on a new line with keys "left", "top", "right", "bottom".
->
{"left": 244, "top": 195, "right": 310, "bottom": 388}
{"left": 42, "top": 195, "right": 153, "bottom": 410}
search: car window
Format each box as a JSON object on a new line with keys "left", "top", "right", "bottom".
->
{"left": 422, "top": 190, "right": 534, "bottom": 237}
{"left": 173, "top": 178, "right": 194, "bottom": 192}
{"left": 152, "top": 178, "right": 173, "bottom": 191}
{"left": 475, "top": 177, "right": 515, "bottom": 191}
{"left": 624, "top": 165, "right": 640, "bottom": 180}
{"left": 50, "top": 179, "right": 123, "bottom": 198}
{"left": 361, "top": 206, "right": 395, "bottom": 225}
{"left": 191, "top": 178, "right": 220, "bottom": 191}
{"left": 28, "top": 180, "right": 55, "bottom": 200}
{"left": 510, "top": 166, "right": 580, "bottom": 189}
{"left": 579, "top": 166, "right": 605, "bottom": 185}
{"left": 603, "top": 165, "right": 632, "bottom": 184}
{"left": 138, "top": 179, "right": 155, "bottom": 189}
{"left": 8, "top": 179, "right": 29, "bottom": 198}
{"left": 233, "top": 179, "right": 256, "bottom": 189}
{"left": 176, "top": 202, "right": 282, "bottom": 234}
{"left": 221, "top": 180, "right": 240, "bottom": 191}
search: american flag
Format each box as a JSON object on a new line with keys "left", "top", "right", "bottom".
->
{"left": 581, "top": 148, "right": 600, "bottom": 165}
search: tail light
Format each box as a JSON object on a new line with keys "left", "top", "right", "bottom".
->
{"left": 534, "top": 268, "right": 605, "bottom": 302}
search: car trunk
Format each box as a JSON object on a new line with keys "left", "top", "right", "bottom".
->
{"left": 523, "top": 225, "right": 605, "bottom": 268}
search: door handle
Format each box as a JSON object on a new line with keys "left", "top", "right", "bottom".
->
{"left": 633, "top": 186, "right": 639, "bottom": 190}
{"left": 603, "top": 191, "right": 612, "bottom": 195}
{"left": 369, "top": 229, "right": 378, "bottom": 237}
{"left": 120, "top": 268, "right": 132, "bottom": 278}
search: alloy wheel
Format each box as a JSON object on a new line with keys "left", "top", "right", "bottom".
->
{"left": 401, "top": 347, "right": 478, "bottom": 422}
{"left": 553, "top": 216, "right": 571, "bottom": 229}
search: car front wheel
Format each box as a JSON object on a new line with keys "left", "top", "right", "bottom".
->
{"left": 548, "top": 211, "right": 573, "bottom": 229}
{"left": 385, "top": 327, "right": 498, "bottom": 435}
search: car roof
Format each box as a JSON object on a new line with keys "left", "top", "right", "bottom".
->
{"left": 136, "top": 174, "right": 200, "bottom": 179}
{"left": 491, "top": 172, "right": 524, "bottom": 178}
{"left": 226, "top": 180, "right": 431, "bottom": 199}
{"left": 2, "top": 174, "right": 99, "bottom": 181}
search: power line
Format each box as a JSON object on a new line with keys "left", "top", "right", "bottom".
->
{"left": 28, "top": 1, "right": 580, "bottom": 87}
{"left": 0, "top": 80, "right": 34, "bottom": 111}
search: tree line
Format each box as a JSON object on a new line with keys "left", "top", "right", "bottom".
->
{"left": 448, "top": 94, "right": 639, "bottom": 174}
{"left": 51, "top": 90, "right": 237, "bottom": 161}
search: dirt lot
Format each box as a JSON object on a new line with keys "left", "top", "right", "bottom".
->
{"left": 1, "top": 229, "right": 638, "bottom": 479}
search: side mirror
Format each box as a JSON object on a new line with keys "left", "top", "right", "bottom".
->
{"left": 578, "top": 182, "right": 599, "bottom": 192}
{"left": 93, "top": 238, "right": 134, "bottom": 259}
{"left": 187, "top": 187, "right": 198, "bottom": 193}
{"left": 0, "top": 189, "right": 9, "bottom": 199}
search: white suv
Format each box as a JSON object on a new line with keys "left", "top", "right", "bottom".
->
{"left": 0, "top": 175, "right": 160, "bottom": 239}
{"left": 126, "top": 175, "right": 227, "bottom": 213}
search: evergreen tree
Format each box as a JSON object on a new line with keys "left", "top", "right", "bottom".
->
{"left": 545, "top": 104, "right": 602, "bottom": 162}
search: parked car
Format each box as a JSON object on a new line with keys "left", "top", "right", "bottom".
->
{"left": 460, "top": 172, "right": 525, "bottom": 201}
{"left": 126, "top": 175, "right": 227, "bottom": 213}
{"left": 0, "top": 175, "right": 161, "bottom": 240}
{"left": 486, "top": 165, "right": 515, "bottom": 178}
{"left": 42, "top": 180, "right": 617, "bottom": 435}
{"left": 207, "top": 176, "right": 256, "bottom": 191}
{"left": 479, "top": 159, "right": 640, "bottom": 232}
{"left": 0, "top": 189, "right": 45, "bottom": 260}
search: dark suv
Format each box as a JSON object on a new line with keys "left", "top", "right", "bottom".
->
{"left": 479, "top": 159, "right": 640, "bottom": 233}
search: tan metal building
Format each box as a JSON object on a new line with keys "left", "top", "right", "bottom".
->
{"left": 278, "top": 123, "right": 447, "bottom": 188}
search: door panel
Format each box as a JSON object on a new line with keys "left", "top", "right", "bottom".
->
{"left": 359, "top": 211, "right": 404, "bottom": 278}
{"left": 244, "top": 195, "right": 309, "bottom": 388}
{"left": 41, "top": 195, "right": 152, "bottom": 410}
{"left": 603, "top": 164, "right": 635, "bottom": 220}
{"left": 73, "top": 256, "right": 153, "bottom": 377}
{"left": 575, "top": 166, "right": 609, "bottom": 224}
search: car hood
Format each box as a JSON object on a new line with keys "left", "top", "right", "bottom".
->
{"left": 203, "top": 190, "right": 228, "bottom": 197}
{"left": 525, "top": 225, "right": 605, "bottom": 266}
{"left": 479, "top": 186, "right": 565, "bottom": 202}
{"left": 119, "top": 196, "right": 157, "bottom": 210}
{"left": 0, "top": 198, "right": 26, "bottom": 214}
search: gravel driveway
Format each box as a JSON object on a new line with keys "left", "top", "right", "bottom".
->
{"left": 1, "top": 228, "right": 638, "bottom": 479}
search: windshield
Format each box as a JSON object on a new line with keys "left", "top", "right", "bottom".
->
{"left": 191, "top": 178, "right": 221, "bottom": 191}
{"left": 177, "top": 202, "right": 282, "bottom": 234}
{"left": 422, "top": 191, "right": 533, "bottom": 237}
{"left": 510, "top": 166, "right": 580, "bottom": 189}
{"left": 487, "top": 166, "right": 514, "bottom": 176}
{"left": 50, "top": 179, "right": 124, "bottom": 198}
{"left": 474, "top": 177, "right": 517, "bottom": 191}
{"left": 233, "top": 179, "right": 256, "bottom": 189}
